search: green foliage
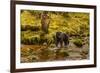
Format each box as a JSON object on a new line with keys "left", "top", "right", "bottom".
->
{"left": 21, "top": 10, "right": 35, "bottom": 25}
{"left": 73, "top": 38, "right": 83, "bottom": 47}
{"left": 21, "top": 10, "right": 89, "bottom": 46}
{"left": 59, "top": 51, "right": 69, "bottom": 57}
{"left": 21, "top": 31, "right": 40, "bottom": 45}
{"left": 21, "top": 25, "right": 40, "bottom": 31}
{"left": 39, "top": 33, "right": 54, "bottom": 45}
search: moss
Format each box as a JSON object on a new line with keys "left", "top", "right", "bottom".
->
{"left": 60, "top": 51, "right": 69, "bottom": 57}
{"left": 73, "top": 38, "right": 83, "bottom": 47}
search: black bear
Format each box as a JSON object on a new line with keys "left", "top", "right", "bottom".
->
{"left": 55, "top": 32, "right": 69, "bottom": 48}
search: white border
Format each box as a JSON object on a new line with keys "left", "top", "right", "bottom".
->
{"left": 16, "top": 5, "right": 94, "bottom": 69}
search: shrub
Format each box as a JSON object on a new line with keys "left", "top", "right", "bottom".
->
{"left": 21, "top": 37, "right": 30, "bottom": 44}
{"left": 21, "top": 25, "right": 31, "bottom": 31}
{"left": 30, "top": 25, "right": 40, "bottom": 31}
{"left": 21, "top": 34, "right": 40, "bottom": 45}
{"left": 59, "top": 50, "right": 69, "bottom": 57}
{"left": 21, "top": 25, "right": 40, "bottom": 31}
{"left": 21, "top": 25, "right": 27, "bottom": 31}
{"left": 73, "top": 38, "right": 83, "bottom": 47}
{"left": 39, "top": 34, "right": 47, "bottom": 44}
{"left": 30, "top": 35, "right": 40, "bottom": 44}
{"left": 45, "top": 34, "right": 54, "bottom": 45}
{"left": 39, "top": 33, "right": 54, "bottom": 45}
